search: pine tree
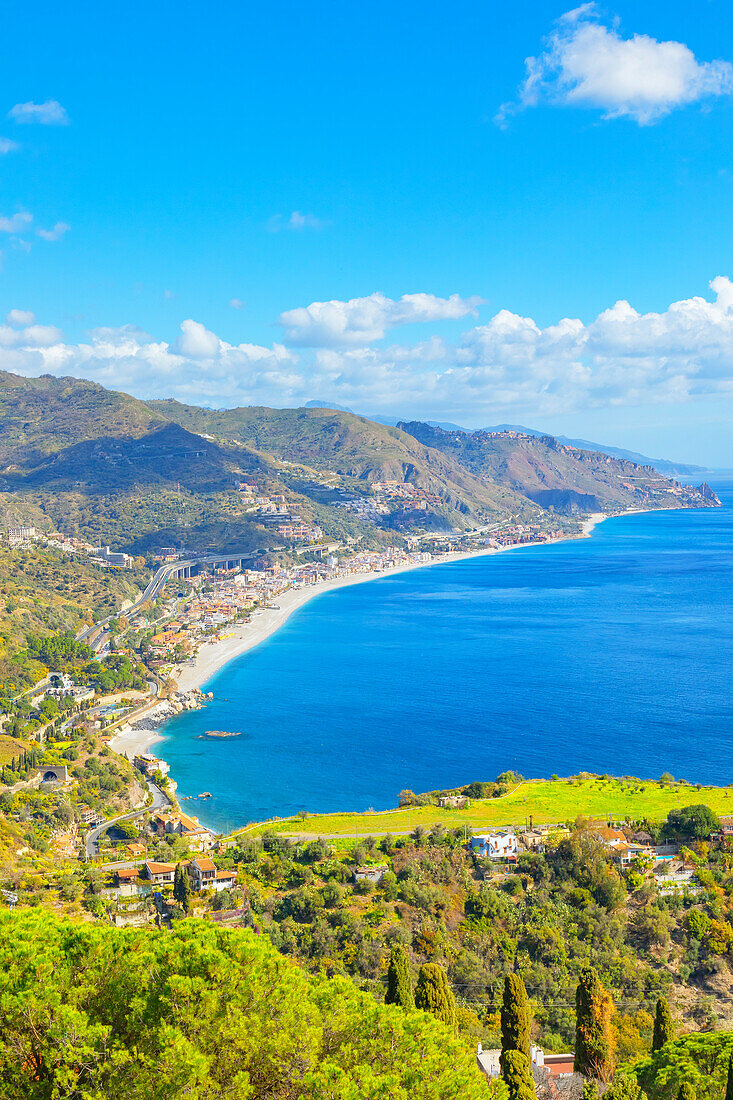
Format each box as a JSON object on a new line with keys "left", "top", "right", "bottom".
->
{"left": 575, "top": 966, "right": 615, "bottom": 1080}
{"left": 414, "top": 963, "right": 455, "bottom": 1027}
{"left": 385, "top": 945, "right": 414, "bottom": 1009}
{"left": 726, "top": 1050, "right": 733, "bottom": 1100}
{"left": 500, "top": 973, "right": 532, "bottom": 1073}
{"left": 652, "top": 996, "right": 674, "bottom": 1051}
{"left": 677, "top": 1084, "right": 695, "bottom": 1100}
{"left": 502, "top": 1049, "right": 536, "bottom": 1100}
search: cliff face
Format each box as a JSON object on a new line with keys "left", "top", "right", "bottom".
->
{"left": 397, "top": 421, "right": 719, "bottom": 514}
{"left": 697, "top": 482, "right": 722, "bottom": 505}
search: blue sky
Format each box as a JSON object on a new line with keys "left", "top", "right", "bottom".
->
{"left": 2, "top": 0, "right": 733, "bottom": 464}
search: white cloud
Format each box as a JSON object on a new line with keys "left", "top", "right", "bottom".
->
{"left": 267, "top": 211, "right": 327, "bottom": 233}
{"left": 163, "top": 289, "right": 176, "bottom": 300}
{"left": 0, "top": 138, "right": 19, "bottom": 154}
{"left": 229, "top": 298, "right": 246, "bottom": 310}
{"left": 0, "top": 322, "right": 63, "bottom": 348}
{"left": 8, "top": 100, "right": 69, "bottom": 125}
{"left": 6, "top": 309, "right": 35, "bottom": 326}
{"left": 37, "top": 221, "right": 70, "bottom": 242}
{"left": 280, "top": 292, "right": 483, "bottom": 347}
{"left": 175, "top": 319, "right": 221, "bottom": 359}
{"left": 0, "top": 212, "right": 32, "bottom": 233}
{"left": 3, "top": 280, "right": 733, "bottom": 419}
{"left": 498, "top": 4, "right": 733, "bottom": 125}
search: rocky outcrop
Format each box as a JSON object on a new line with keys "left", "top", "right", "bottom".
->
{"left": 125, "top": 688, "right": 212, "bottom": 733}
{"left": 696, "top": 482, "right": 722, "bottom": 505}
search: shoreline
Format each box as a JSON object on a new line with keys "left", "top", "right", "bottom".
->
{"left": 109, "top": 512, "right": 610, "bottom": 762}
{"left": 175, "top": 510, "right": 610, "bottom": 694}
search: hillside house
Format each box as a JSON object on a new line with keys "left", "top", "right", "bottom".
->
{"left": 151, "top": 811, "right": 215, "bottom": 851}
{"left": 188, "top": 857, "right": 236, "bottom": 893}
{"left": 143, "top": 861, "right": 175, "bottom": 885}
{"left": 115, "top": 867, "right": 140, "bottom": 885}
{"left": 438, "top": 794, "right": 467, "bottom": 809}
{"left": 188, "top": 857, "right": 216, "bottom": 891}
{"left": 134, "top": 753, "right": 170, "bottom": 778}
{"left": 354, "top": 865, "right": 387, "bottom": 884}
{"left": 471, "top": 832, "right": 517, "bottom": 860}
{"left": 520, "top": 829, "right": 546, "bottom": 852}
{"left": 477, "top": 1043, "right": 574, "bottom": 1083}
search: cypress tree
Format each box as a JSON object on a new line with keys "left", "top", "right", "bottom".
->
{"left": 179, "top": 866, "right": 192, "bottom": 912}
{"left": 575, "top": 966, "right": 615, "bottom": 1080}
{"left": 500, "top": 973, "right": 532, "bottom": 1073}
{"left": 652, "top": 996, "right": 674, "bottom": 1051}
{"left": 726, "top": 1050, "right": 733, "bottom": 1100}
{"left": 414, "top": 963, "right": 455, "bottom": 1027}
{"left": 385, "top": 945, "right": 414, "bottom": 1009}
{"left": 502, "top": 1049, "right": 536, "bottom": 1100}
{"left": 173, "top": 863, "right": 191, "bottom": 910}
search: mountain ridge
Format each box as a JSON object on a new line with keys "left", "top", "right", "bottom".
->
{"left": 0, "top": 370, "right": 718, "bottom": 551}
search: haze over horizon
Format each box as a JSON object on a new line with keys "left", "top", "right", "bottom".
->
{"left": 2, "top": 1, "right": 733, "bottom": 465}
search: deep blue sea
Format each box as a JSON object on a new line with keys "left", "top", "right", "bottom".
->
{"left": 159, "top": 482, "right": 733, "bottom": 833}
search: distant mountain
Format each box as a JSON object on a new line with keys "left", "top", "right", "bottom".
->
{"left": 148, "top": 400, "right": 538, "bottom": 526}
{"left": 304, "top": 400, "right": 354, "bottom": 413}
{"left": 397, "top": 421, "right": 714, "bottom": 515}
{"left": 0, "top": 370, "right": 717, "bottom": 551}
{"left": 479, "top": 423, "right": 704, "bottom": 477}
{"left": 552, "top": 437, "right": 704, "bottom": 477}
{"left": 345, "top": 406, "right": 704, "bottom": 476}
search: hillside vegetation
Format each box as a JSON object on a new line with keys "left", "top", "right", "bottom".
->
{"left": 248, "top": 775, "right": 733, "bottom": 837}
{"left": 149, "top": 400, "right": 542, "bottom": 523}
{"left": 0, "top": 544, "right": 148, "bottom": 691}
{"left": 0, "top": 371, "right": 716, "bottom": 553}
{"left": 0, "top": 911, "right": 484, "bottom": 1099}
{"left": 398, "top": 421, "right": 706, "bottom": 513}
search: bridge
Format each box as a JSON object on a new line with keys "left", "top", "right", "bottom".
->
{"left": 166, "top": 550, "right": 256, "bottom": 581}
{"left": 76, "top": 545, "right": 282, "bottom": 652}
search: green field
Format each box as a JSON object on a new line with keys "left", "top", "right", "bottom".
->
{"left": 239, "top": 775, "right": 733, "bottom": 838}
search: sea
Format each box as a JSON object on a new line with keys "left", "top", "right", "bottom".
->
{"left": 158, "top": 481, "right": 733, "bottom": 834}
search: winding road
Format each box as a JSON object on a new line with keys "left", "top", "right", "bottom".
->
{"left": 85, "top": 778, "right": 169, "bottom": 858}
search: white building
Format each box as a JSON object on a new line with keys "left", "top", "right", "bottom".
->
{"left": 470, "top": 832, "right": 517, "bottom": 860}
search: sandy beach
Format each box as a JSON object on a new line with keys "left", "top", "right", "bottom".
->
{"left": 175, "top": 512, "right": 610, "bottom": 693}
{"left": 108, "top": 512, "right": 611, "bottom": 762}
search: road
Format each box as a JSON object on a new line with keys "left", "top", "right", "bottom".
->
{"left": 76, "top": 546, "right": 280, "bottom": 652}
{"left": 85, "top": 778, "right": 169, "bottom": 858}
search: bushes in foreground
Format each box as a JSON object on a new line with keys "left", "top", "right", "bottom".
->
{"left": 0, "top": 910, "right": 484, "bottom": 1099}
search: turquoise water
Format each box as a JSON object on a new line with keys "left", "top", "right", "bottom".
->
{"left": 160, "top": 483, "right": 733, "bottom": 833}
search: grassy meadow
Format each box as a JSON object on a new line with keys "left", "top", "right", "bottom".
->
{"left": 240, "top": 774, "right": 733, "bottom": 838}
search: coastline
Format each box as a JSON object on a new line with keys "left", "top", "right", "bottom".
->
{"left": 108, "top": 511, "right": 608, "bottom": 763}
{"left": 175, "top": 510, "right": 610, "bottom": 694}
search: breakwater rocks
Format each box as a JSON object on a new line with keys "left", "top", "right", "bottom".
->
{"left": 125, "top": 689, "right": 213, "bottom": 734}
{"left": 161, "top": 688, "right": 213, "bottom": 717}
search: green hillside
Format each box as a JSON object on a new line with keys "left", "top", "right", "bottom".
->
{"left": 0, "top": 371, "right": 718, "bottom": 554}
{"left": 0, "top": 911, "right": 485, "bottom": 1098}
{"left": 149, "top": 400, "right": 543, "bottom": 524}
{"left": 0, "top": 370, "right": 163, "bottom": 464}
{"left": 398, "top": 421, "right": 713, "bottom": 513}
{"left": 0, "top": 544, "right": 149, "bottom": 691}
